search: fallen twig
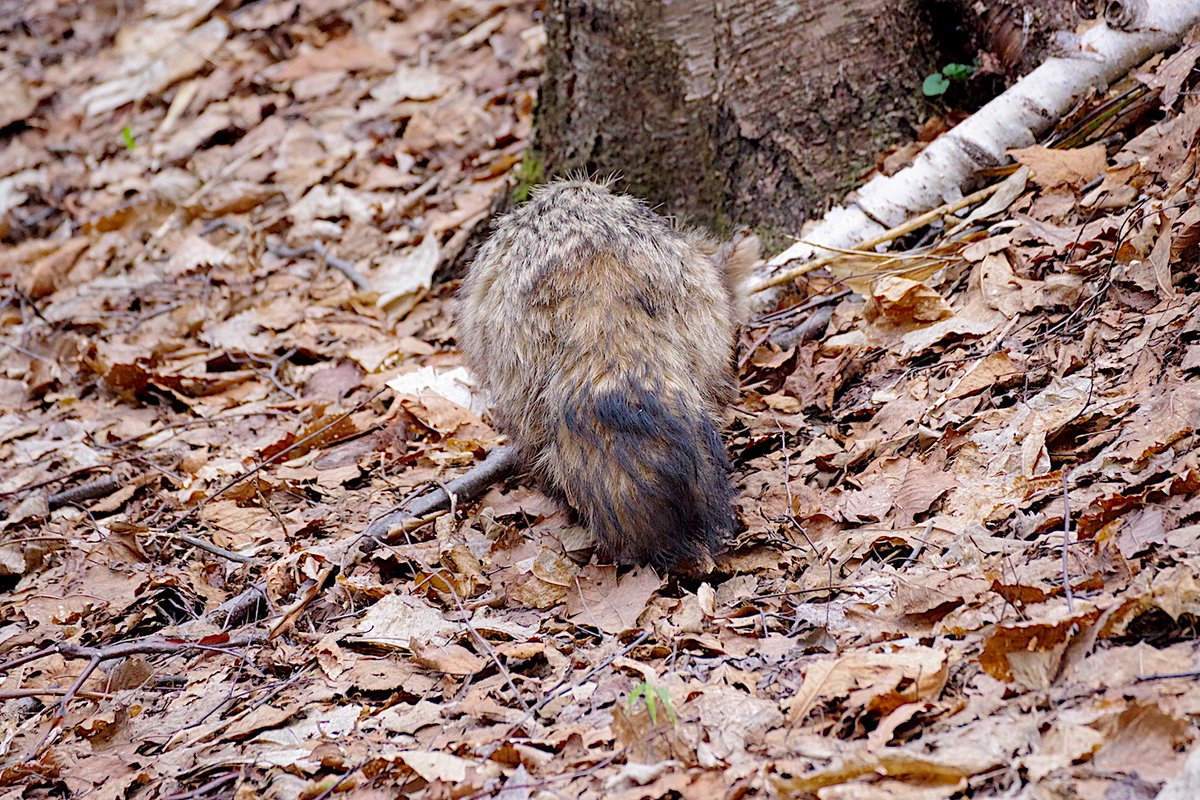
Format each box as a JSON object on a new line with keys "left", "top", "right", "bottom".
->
{"left": 48, "top": 472, "right": 125, "bottom": 510}
{"left": 0, "top": 688, "right": 112, "bottom": 701}
{"left": 754, "top": 181, "right": 1006, "bottom": 293}
{"left": 769, "top": 304, "right": 837, "bottom": 351}
{"left": 268, "top": 241, "right": 371, "bottom": 291}
{"left": 360, "top": 445, "right": 519, "bottom": 546}
{"left": 169, "top": 532, "right": 256, "bottom": 564}
{"left": 163, "top": 772, "right": 240, "bottom": 800}
{"left": 0, "top": 635, "right": 264, "bottom": 675}
{"left": 1136, "top": 669, "right": 1200, "bottom": 683}
{"left": 0, "top": 633, "right": 264, "bottom": 736}
{"left": 203, "top": 582, "right": 270, "bottom": 630}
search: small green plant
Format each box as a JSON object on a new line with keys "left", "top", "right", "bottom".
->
{"left": 922, "top": 62, "right": 975, "bottom": 97}
{"left": 512, "top": 150, "right": 544, "bottom": 204}
{"left": 628, "top": 681, "right": 677, "bottom": 725}
{"left": 121, "top": 125, "right": 136, "bottom": 152}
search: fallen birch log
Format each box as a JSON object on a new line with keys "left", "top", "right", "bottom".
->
{"left": 754, "top": 0, "right": 1200, "bottom": 298}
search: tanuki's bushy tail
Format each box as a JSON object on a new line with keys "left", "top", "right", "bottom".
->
{"left": 539, "top": 381, "right": 735, "bottom": 571}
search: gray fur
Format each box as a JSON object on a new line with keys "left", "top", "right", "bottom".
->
{"left": 458, "top": 179, "right": 756, "bottom": 572}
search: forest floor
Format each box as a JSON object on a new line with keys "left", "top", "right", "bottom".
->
{"left": 2, "top": 2, "right": 1200, "bottom": 799}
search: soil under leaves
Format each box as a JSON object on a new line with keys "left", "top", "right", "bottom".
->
{"left": 2, "top": 3, "right": 1200, "bottom": 799}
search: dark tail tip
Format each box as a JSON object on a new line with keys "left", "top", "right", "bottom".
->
{"left": 559, "top": 386, "right": 736, "bottom": 572}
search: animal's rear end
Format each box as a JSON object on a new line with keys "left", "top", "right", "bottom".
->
{"left": 459, "top": 179, "right": 750, "bottom": 572}
{"left": 541, "top": 379, "right": 734, "bottom": 570}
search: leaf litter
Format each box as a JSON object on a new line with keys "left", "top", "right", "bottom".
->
{"left": 2, "top": 3, "right": 1200, "bottom": 798}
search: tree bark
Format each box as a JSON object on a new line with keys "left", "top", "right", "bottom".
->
{"left": 537, "top": 0, "right": 1077, "bottom": 235}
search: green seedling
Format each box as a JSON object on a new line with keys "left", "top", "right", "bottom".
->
{"left": 628, "top": 681, "right": 677, "bottom": 726}
{"left": 121, "top": 125, "right": 136, "bottom": 152}
{"left": 923, "top": 62, "right": 976, "bottom": 97}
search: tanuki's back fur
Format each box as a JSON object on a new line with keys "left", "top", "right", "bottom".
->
{"left": 458, "top": 179, "right": 756, "bottom": 571}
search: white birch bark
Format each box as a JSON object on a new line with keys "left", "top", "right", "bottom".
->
{"left": 755, "top": 0, "right": 1200, "bottom": 297}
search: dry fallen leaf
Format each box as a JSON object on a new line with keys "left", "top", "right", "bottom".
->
{"left": 1008, "top": 143, "right": 1107, "bottom": 189}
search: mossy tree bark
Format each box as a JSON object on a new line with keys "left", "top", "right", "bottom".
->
{"left": 537, "top": 0, "right": 1076, "bottom": 236}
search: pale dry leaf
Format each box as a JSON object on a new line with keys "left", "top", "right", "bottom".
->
{"left": 149, "top": 168, "right": 202, "bottom": 203}
{"left": 397, "top": 750, "right": 472, "bottom": 783}
{"left": 373, "top": 700, "right": 442, "bottom": 735}
{"left": 691, "top": 686, "right": 784, "bottom": 760}
{"left": 0, "top": 544, "right": 27, "bottom": 576}
{"left": 345, "top": 592, "right": 458, "bottom": 650}
{"left": 498, "top": 764, "right": 534, "bottom": 799}
{"left": 82, "top": 18, "right": 230, "bottom": 116}
{"left": 605, "top": 760, "right": 677, "bottom": 790}
{"left": 201, "top": 309, "right": 272, "bottom": 353}
{"left": 288, "top": 184, "right": 379, "bottom": 225}
{"left": 370, "top": 65, "right": 458, "bottom": 103}
{"left": 0, "top": 169, "right": 44, "bottom": 218}
{"left": 385, "top": 365, "right": 485, "bottom": 416}
{"left": 166, "top": 235, "right": 232, "bottom": 275}
{"left": 1090, "top": 703, "right": 1191, "bottom": 782}
{"left": 466, "top": 610, "right": 538, "bottom": 641}
{"left": 1021, "top": 721, "right": 1105, "bottom": 781}
{"left": 376, "top": 234, "right": 441, "bottom": 313}
{"left": 252, "top": 703, "right": 361, "bottom": 745}
{"left": 567, "top": 565, "right": 662, "bottom": 634}
{"left": 1008, "top": 143, "right": 1107, "bottom": 189}
{"left": 1139, "top": 41, "right": 1200, "bottom": 109}
{"left": 899, "top": 297, "right": 1003, "bottom": 356}
{"left": 1157, "top": 746, "right": 1200, "bottom": 800}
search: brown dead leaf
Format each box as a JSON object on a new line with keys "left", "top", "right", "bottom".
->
{"left": 25, "top": 238, "right": 89, "bottom": 298}
{"left": 266, "top": 37, "right": 394, "bottom": 82}
{"left": 410, "top": 641, "right": 486, "bottom": 676}
{"left": 774, "top": 749, "right": 973, "bottom": 797}
{"left": 893, "top": 459, "right": 957, "bottom": 526}
{"left": 980, "top": 607, "right": 1103, "bottom": 688}
{"left": 184, "top": 181, "right": 279, "bottom": 218}
{"left": 945, "top": 351, "right": 1023, "bottom": 400}
{"left": 870, "top": 276, "right": 954, "bottom": 324}
{"left": 1091, "top": 703, "right": 1192, "bottom": 782}
{"left": 785, "top": 647, "right": 949, "bottom": 722}
{"left": 1171, "top": 203, "right": 1200, "bottom": 261}
{"left": 0, "top": 72, "right": 38, "bottom": 128}
{"left": 567, "top": 565, "right": 661, "bottom": 634}
{"left": 1009, "top": 143, "right": 1107, "bottom": 189}
{"left": 894, "top": 574, "right": 989, "bottom": 618}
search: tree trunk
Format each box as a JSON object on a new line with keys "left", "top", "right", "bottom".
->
{"left": 537, "top": 0, "right": 1077, "bottom": 235}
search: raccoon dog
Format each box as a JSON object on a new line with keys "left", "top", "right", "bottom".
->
{"left": 459, "top": 179, "right": 756, "bottom": 572}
